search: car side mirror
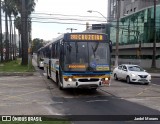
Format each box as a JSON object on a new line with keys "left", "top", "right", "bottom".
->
{"left": 144, "top": 70, "right": 146, "bottom": 72}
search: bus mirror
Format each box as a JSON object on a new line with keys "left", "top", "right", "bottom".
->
{"left": 109, "top": 40, "right": 112, "bottom": 53}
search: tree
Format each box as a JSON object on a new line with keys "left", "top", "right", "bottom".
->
{"left": 0, "top": 0, "right": 3, "bottom": 62}
{"left": 6, "top": 0, "right": 18, "bottom": 60}
{"left": 2, "top": 0, "right": 18, "bottom": 61}
{"left": 14, "top": 0, "right": 37, "bottom": 65}
{"left": 2, "top": 0, "right": 10, "bottom": 61}
{"left": 32, "top": 38, "right": 44, "bottom": 53}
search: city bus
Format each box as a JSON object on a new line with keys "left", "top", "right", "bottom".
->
{"left": 42, "top": 33, "right": 111, "bottom": 90}
{"left": 37, "top": 47, "right": 44, "bottom": 69}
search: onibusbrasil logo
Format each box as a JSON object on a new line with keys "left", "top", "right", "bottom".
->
{"left": 1, "top": 116, "right": 42, "bottom": 122}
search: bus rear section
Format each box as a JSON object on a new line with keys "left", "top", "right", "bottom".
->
{"left": 37, "top": 47, "right": 44, "bottom": 69}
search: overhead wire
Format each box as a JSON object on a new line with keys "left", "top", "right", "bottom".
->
{"left": 31, "top": 12, "right": 107, "bottom": 19}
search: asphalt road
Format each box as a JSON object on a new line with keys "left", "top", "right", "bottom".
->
{"left": 51, "top": 95, "right": 160, "bottom": 124}
{"left": 1, "top": 59, "right": 159, "bottom": 124}
{"left": 31, "top": 56, "right": 160, "bottom": 124}
{"left": 152, "top": 78, "right": 160, "bottom": 85}
{"left": 36, "top": 66, "right": 160, "bottom": 124}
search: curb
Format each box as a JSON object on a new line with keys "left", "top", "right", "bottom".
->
{"left": 151, "top": 75, "right": 160, "bottom": 78}
{"left": 0, "top": 72, "right": 34, "bottom": 76}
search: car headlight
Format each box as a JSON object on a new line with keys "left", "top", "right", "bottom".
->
{"left": 131, "top": 73, "right": 136, "bottom": 77}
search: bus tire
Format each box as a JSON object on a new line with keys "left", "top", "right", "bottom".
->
{"left": 56, "top": 72, "right": 63, "bottom": 90}
{"left": 58, "top": 82, "right": 63, "bottom": 90}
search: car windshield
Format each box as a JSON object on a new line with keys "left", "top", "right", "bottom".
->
{"left": 63, "top": 41, "right": 110, "bottom": 72}
{"left": 128, "top": 66, "right": 144, "bottom": 72}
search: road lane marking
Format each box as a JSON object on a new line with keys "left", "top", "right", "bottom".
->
{"left": 136, "top": 86, "right": 152, "bottom": 96}
{"left": 86, "top": 100, "right": 108, "bottom": 103}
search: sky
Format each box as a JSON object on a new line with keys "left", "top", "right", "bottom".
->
{"left": 32, "top": 0, "right": 108, "bottom": 41}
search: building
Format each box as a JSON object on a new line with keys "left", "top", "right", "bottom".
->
{"left": 108, "top": 0, "right": 160, "bottom": 20}
{"left": 108, "top": 0, "right": 160, "bottom": 68}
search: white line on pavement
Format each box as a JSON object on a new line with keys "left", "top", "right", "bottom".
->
{"left": 86, "top": 100, "right": 108, "bottom": 103}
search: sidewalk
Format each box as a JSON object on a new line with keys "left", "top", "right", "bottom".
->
{"left": 150, "top": 73, "right": 160, "bottom": 78}
{"left": 0, "top": 72, "right": 33, "bottom": 76}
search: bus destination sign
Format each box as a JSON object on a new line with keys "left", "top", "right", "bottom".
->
{"left": 70, "top": 34, "right": 104, "bottom": 41}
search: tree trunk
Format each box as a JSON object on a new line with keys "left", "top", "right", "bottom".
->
{"left": 13, "top": 22, "right": 16, "bottom": 60}
{"left": 5, "top": 0, "right": 9, "bottom": 61}
{"left": 0, "top": 0, "right": 3, "bottom": 62}
{"left": 9, "top": 16, "right": 12, "bottom": 60}
{"left": 21, "top": 0, "right": 28, "bottom": 65}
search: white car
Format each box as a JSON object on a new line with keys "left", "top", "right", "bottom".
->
{"left": 113, "top": 64, "right": 151, "bottom": 85}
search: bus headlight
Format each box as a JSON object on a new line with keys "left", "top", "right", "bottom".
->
{"left": 68, "top": 78, "right": 72, "bottom": 82}
{"left": 105, "top": 78, "right": 109, "bottom": 81}
{"left": 64, "top": 77, "right": 77, "bottom": 82}
{"left": 101, "top": 78, "right": 109, "bottom": 81}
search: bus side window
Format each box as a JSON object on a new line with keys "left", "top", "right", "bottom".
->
{"left": 52, "top": 44, "right": 55, "bottom": 58}
{"left": 55, "top": 43, "right": 60, "bottom": 59}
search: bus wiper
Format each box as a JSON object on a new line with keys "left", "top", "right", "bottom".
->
{"left": 91, "top": 43, "right": 99, "bottom": 57}
{"left": 87, "top": 66, "right": 94, "bottom": 71}
{"left": 75, "top": 42, "right": 78, "bottom": 61}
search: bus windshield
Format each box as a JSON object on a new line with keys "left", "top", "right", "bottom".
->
{"left": 63, "top": 41, "right": 110, "bottom": 72}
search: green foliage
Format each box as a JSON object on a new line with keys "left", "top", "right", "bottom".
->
{"left": 0, "top": 59, "right": 34, "bottom": 72}
{"left": 0, "top": 116, "right": 71, "bottom": 124}
{"left": 32, "top": 38, "right": 45, "bottom": 53}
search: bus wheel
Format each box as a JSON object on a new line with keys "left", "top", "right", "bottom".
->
{"left": 58, "top": 81, "right": 63, "bottom": 90}
{"left": 56, "top": 72, "right": 63, "bottom": 90}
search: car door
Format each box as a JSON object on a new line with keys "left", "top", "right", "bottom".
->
{"left": 116, "top": 65, "right": 122, "bottom": 79}
{"left": 121, "top": 65, "right": 128, "bottom": 79}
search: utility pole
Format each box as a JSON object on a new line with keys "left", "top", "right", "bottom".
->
{"left": 66, "top": 28, "right": 77, "bottom": 33}
{"left": 21, "top": 0, "right": 28, "bottom": 65}
{"left": 151, "top": 0, "right": 156, "bottom": 68}
{"left": 115, "top": 0, "right": 121, "bottom": 67}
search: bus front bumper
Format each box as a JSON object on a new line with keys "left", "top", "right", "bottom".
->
{"left": 62, "top": 76, "right": 110, "bottom": 88}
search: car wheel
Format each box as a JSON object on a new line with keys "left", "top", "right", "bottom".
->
{"left": 114, "top": 74, "right": 118, "bottom": 80}
{"left": 126, "top": 76, "right": 130, "bottom": 84}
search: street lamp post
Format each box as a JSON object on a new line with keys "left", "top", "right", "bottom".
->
{"left": 87, "top": 10, "right": 107, "bottom": 33}
{"left": 87, "top": 2, "right": 120, "bottom": 68}
{"left": 151, "top": 0, "right": 157, "bottom": 68}
{"left": 87, "top": 10, "right": 108, "bottom": 21}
